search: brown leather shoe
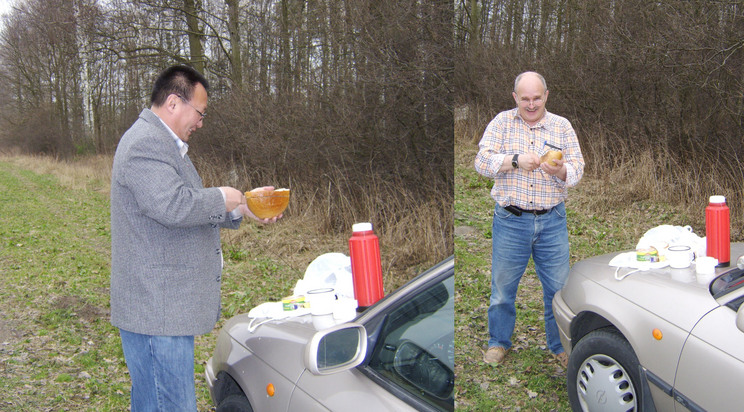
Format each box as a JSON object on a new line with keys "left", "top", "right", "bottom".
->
{"left": 553, "top": 351, "right": 568, "bottom": 368}
{"left": 483, "top": 346, "right": 509, "bottom": 364}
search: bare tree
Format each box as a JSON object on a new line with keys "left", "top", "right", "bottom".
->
{"left": 0, "top": 0, "right": 455, "bottom": 251}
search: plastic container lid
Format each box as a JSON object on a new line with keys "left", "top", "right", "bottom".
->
{"left": 709, "top": 195, "right": 726, "bottom": 204}
{"left": 352, "top": 222, "right": 373, "bottom": 232}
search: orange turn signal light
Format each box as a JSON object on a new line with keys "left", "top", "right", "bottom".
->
{"left": 266, "top": 383, "right": 275, "bottom": 397}
{"left": 652, "top": 328, "right": 663, "bottom": 340}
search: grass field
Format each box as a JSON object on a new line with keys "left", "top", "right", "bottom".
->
{"left": 0, "top": 157, "right": 423, "bottom": 411}
{"left": 0, "top": 161, "right": 129, "bottom": 410}
{"left": 453, "top": 139, "right": 705, "bottom": 410}
{"left": 0, "top": 145, "right": 720, "bottom": 410}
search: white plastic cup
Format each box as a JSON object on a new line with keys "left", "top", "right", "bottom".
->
{"left": 311, "top": 313, "right": 336, "bottom": 330}
{"left": 696, "top": 256, "right": 718, "bottom": 284}
{"left": 333, "top": 298, "right": 358, "bottom": 322}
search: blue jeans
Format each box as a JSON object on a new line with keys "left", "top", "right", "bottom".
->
{"left": 119, "top": 329, "right": 197, "bottom": 412}
{"left": 488, "top": 202, "right": 570, "bottom": 354}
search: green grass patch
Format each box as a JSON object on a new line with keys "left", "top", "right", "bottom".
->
{"left": 0, "top": 158, "right": 343, "bottom": 410}
{"left": 56, "top": 373, "right": 74, "bottom": 383}
{"left": 0, "top": 161, "right": 128, "bottom": 411}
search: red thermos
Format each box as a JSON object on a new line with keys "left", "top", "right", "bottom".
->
{"left": 349, "top": 222, "right": 384, "bottom": 309}
{"left": 706, "top": 195, "right": 730, "bottom": 267}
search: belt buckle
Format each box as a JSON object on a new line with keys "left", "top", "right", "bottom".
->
{"left": 535, "top": 207, "right": 551, "bottom": 215}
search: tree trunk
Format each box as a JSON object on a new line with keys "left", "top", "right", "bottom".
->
{"left": 183, "top": 0, "right": 205, "bottom": 73}
{"left": 226, "top": 0, "right": 243, "bottom": 90}
{"left": 74, "top": 0, "right": 94, "bottom": 148}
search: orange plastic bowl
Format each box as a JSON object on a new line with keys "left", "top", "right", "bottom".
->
{"left": 245, "top": 188, "right": 290, "bottom": 219}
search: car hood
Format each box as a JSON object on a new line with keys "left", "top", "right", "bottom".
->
{"left": 216, "top": 256, "right": 452, "bottom": 384}
{"left": 562, "top": 250, "right": 729, "bottom": 331}
{"left": 223, "top": 312, "right": 321, "bottom": 381}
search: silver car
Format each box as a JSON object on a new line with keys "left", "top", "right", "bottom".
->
{"left": 553, "top": 243, "right": 744, "bottom": 411}
{"left": 205, "top": 256, "right": 454, "bottom": 412}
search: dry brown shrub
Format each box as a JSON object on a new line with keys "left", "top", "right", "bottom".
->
{"left": 204, "top": 157, "right": 453, "bottom": 283}
{"left": 6, "top": 152, "right": 451, "bottom": 288}
{"left": 459, "top": 108, "right": 744, "bottom": 241}
{"left": 1, "top": 154, "right": 112, "bottom": 193}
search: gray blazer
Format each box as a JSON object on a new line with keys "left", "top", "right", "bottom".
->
{"left": 110, "top": 109, "right": 241, "bottom": 336}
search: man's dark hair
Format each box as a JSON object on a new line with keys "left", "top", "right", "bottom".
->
{"left": 150, "top": 65, "right": 209, "bottom": 107}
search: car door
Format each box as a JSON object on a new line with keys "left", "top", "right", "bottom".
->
{"left": 359, "top": 271, "right": 454, "bottom": 411}
{"left": 674, "top": 300, "right": 744, "bottom": 411}
{"left": 290, "top": 260, "right": 455, "bottom": 411}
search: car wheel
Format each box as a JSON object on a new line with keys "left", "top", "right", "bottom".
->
{"left": 567, "top": 328, "right": 642, "bottom": 412}
{"left": 216, "top": 394, "right": 254, "bottom": 412}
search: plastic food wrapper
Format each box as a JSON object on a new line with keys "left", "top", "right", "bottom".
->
{"left": 282, "top": 295, "right": 306, "bottom": 311}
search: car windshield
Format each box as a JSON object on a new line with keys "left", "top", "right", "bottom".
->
{"left": 366, "top": 274, "right": 454, "bottom": 411}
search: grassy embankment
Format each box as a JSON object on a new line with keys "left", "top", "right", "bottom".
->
{"left": 0, "top": 155, "right": 438, "bottom": 411}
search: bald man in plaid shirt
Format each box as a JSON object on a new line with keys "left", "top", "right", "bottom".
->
{"left": 474, "top": 71, "right": 585, "bottom": 367}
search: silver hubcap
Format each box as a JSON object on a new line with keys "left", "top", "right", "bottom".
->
{"left": 576, "top": 354, "right": 637, "bottom": 412}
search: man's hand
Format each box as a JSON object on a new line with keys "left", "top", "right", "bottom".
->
{"left": 517, "top": 153, "right": 541, "bottom": 171}
{"left": 220, "top": 187, "right": 245, "bottom": 212}
{"left": 238, "top": 204, "right": 282, "bottom": 223}
{"left": 540, "top": 158, "right": 567, "bottom": 181}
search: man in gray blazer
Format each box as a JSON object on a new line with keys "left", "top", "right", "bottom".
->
{"left": 110, "top": 65, "right": 279, "bottom": 411}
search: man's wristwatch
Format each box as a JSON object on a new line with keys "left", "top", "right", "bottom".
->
{"left": 511, "top": 154, "right": 519, "bottom": 169}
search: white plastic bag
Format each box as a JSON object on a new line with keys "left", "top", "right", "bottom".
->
{"left": 609, "top": 251, "right": 669, "bottom": 280}
{"left": 293, "top": 253, "right": 355, "bottom": 300}
{"left": 609, "top": 251, "right": 669, "bottom": 270}
{"left": 636, "top": 225, "right": 705, "bottom": 260}
{"left": 248, "top": 302, "right": 298, "bottom": 319}
{"left": 246, "top": 253, "right": 355, "bottom": 332}
{"left": 246, "top": 302, "right": 309, "bottom": 332}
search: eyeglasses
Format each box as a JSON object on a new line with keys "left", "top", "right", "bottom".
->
{"left": 177, "top": 95, "right": 206, "bottom": 120}
{"left": 518, "top": 96, "right": 544, "bottom": 106}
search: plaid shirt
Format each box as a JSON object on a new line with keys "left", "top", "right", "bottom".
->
{"left": 474, "top": 108, "right": 584, "bottom": 210}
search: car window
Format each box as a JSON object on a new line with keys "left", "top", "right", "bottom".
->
{"left": 711, "top": 267, "right": 744, "bottom": 299}
{"left": 366, "top": 274, "right": 454, "bottom": 411}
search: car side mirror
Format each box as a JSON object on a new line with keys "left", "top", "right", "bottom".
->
{"left": 305, "top": 323, "right": 367, "bottom": 375}
{"left": 393, "top": 340, "right": 454, "bottom": 400}
{"left": 736, "top": 305, "right": 744, "bottom": 333}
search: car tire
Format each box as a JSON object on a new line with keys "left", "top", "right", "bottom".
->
{"left": 216, "top": 394, "right": 254, "bottom": 412}
{"left": 567, "top": 328, "right": 643, "bottom": 412}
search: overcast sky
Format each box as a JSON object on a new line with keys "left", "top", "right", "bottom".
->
{"left": 0, "top": 0, "right": 11, "bottom": 15}
{"left": 0, "top": 0, "right": 12, "bottom": 30}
